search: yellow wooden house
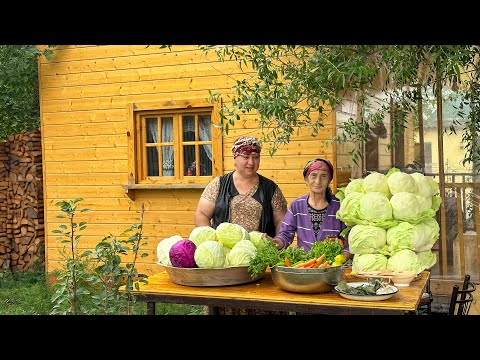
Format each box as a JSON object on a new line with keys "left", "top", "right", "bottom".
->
{"left": 38, "top": 45, "right": 341, "bottom": 276}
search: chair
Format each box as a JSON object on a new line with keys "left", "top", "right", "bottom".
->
{"left": 448, "top": 274, "right": 476, "bottom": 316}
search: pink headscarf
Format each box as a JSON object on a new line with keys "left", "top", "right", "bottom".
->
{"left": 231, "top": 136, "right": 262, "bottom": 158}
{"left": 303, "top": 159, "right": 333, "bottom": 181}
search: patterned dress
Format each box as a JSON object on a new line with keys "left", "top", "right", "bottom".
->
{"left": 200, "top": 176, "right": 288, "bottom": 315}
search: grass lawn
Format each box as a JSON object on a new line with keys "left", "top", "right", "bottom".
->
{"left": 0, "top": 270, "right": 203, "bottom": 315}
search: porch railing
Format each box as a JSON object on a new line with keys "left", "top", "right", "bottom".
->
{"left": 425, "top": 172, "right": 480, "bottom": 284}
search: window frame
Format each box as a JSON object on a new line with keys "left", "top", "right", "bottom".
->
{"left": 125, "top": 99, "right": 223, "bottom": 197}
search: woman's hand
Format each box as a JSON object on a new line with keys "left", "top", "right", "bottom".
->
{"left": 263, "top": 233, "right": 283, "bottom": 250}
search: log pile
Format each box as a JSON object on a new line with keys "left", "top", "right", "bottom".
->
{"left": 0, "top": 141, "right": 9, "bottom": 269}
{"left": 0, "top": 129, "right": 44, "bottom": 272}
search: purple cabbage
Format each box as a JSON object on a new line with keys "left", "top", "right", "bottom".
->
{"left": 169, "top": 239, "right": 198, "bottom": 268}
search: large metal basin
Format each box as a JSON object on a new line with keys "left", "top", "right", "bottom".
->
{"left": 271, "top": 265, "right": 344, "bottom": 293}
{"left": 159, "top": 263, "right": 263, "bottom": 287}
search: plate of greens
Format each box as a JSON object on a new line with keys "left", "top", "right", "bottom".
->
{"left": 334, "top": 280, "right": 398, "bottom": 301}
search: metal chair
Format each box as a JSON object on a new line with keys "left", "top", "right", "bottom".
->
{"left": 448, "top": 274, "right": 476, "bottom": 316}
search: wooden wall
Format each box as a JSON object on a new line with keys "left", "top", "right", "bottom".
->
{"left": 38, "top": 45, "right": 337, "bottom": 276}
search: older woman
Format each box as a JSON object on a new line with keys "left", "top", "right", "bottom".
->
{"left": 271, "top": 158, "right": 351, "bottom": 259}
{"left": 194, "top": 136, "right": 288, "bottom": 315}
{"left": 194, "top": 136, "right": 287, "bottom": 236}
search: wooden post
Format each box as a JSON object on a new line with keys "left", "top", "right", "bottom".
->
{"left": 417, "top": 88, "right": 425, "bottom": 169}
{"left": 436, "top": 74, "right": 448, "bottom": 276}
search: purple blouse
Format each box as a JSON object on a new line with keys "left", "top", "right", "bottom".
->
{"left": 275, "top": 194, "right": 347, "bottom": 251}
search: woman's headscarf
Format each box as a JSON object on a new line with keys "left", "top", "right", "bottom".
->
{"left": 303, "top": 158, "right": 334, "bottom": 181}
{"left": 231, "top": 136, "right": 262, "bottom": 158}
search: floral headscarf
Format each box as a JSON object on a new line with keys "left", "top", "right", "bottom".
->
{"left": 303, "top": 158, "right": 334, "bottom": 181}
{"left": 231, "top": 136, "right": 262, "bottom": 158}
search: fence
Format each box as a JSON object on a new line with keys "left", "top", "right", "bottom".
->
{"left": 426, "top": 172, "right": 480, "bottom": 283}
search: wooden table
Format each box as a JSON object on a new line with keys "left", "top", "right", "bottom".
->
{"left": 126, "top": 269, "right": 430, "bottom": 315}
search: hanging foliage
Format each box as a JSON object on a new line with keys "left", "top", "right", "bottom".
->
{"left": 0, "top": 45, "right": 54, "bottom": 141}
{"left": 200, "top": 45, "right": 480, "bottom": 170}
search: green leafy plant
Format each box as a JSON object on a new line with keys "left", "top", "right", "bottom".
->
{"left": 89, "top": 203, "right": 149, "bottom": 315}
{"left": 50, "top": 199, "right": 149, "bottom": 315}
{"left": 119, "top": 203, "right": 149, "bottom": 315}
{"left": 50, "top": 198, "right": 93, "bottom": 315}
{"left": 89, "top": 233, "right": 131, "bottom": 314}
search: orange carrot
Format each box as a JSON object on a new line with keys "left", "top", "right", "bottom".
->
{"left": 285, "top": 258, "right": 291, "bottom": 267}
{"left": 293, "top": 258, "right": 316, "bottom": 268}
{"left": 315, "top": 254, "right": 326, "bottom": 265}
{"left": 303, "top": 258, "right": 317, "bottom": 267}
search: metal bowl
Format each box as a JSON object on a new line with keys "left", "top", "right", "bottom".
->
{"left": 159, "top": 263, "right": 264, "bottom": 287}
{"left": 271, "top": 265, "right": 345, "bottom": 293}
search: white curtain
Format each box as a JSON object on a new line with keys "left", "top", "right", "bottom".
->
{"left": 199, "top": 116, "right": 212, "bottom": 161}
{"left": 162, "top": 119, "right": 174, "bottom": 176}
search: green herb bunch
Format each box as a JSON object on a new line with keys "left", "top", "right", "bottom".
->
{"left": 309, "top": 240, "right": 343, "bottom": 263}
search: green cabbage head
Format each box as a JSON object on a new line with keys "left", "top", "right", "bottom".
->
{"left": 359, "top": 192, "right": 393, "bottom": 223}
{"left": 348, "top": 225, "right": 387, "bottom": 254}
{"left": 216, "top": 222, "right": 250, "bottom": 249}
{"left": 386, "top": 222, "right": 422, "bottom": 252}
{"left": 225, "top": 239, "right": 257, "bottom": 266}
{"left": 336, "top": 192, "right": 364, "bottom": 226}
{"left": 415, "top": 195, "right": 433, "bottom": 212}
{"left": 335, "top": 187, "right": 346, "bottom": 203}
{"left": 363, "top": 172, "right": 391, "bottom": 198}
{"left": 411, "top": 173, "right": 436, "bottom": 197}
{"left": 249, "top": 231, "right": 269, "bottom": 250}
{"left": 390, "top": 192, "right": 435, "bottom": 223}
{"left": 344, "top": 178, "right": 365, "bottom": 197}
{"left": 352, "top": 253, "right": 388, "bottom": 273}
{"left": 416, "top": 218, "right": 440, "bottom": 251}
{"left": 189, "top": 226, "right": 217, "bottom": 247}
{"left": 387, "top": 171, "right": 417, "bottom": 195}
{"left": 416, "top": 250, "right": 437, "bottom": 270}
{"left": 194, "top": 240, "right": 226, "bottom": 268}
{"left": 386, "top": 249, "right": 422, "bottom": 274}
{"left": 156, "top": 235, "right": 183, "bottom": 265}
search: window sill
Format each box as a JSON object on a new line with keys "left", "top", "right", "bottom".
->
{"left": 123, "top": 183, "right": 207, "bottom": 200}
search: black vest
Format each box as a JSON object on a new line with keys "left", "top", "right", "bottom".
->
{"left": 212, "top": 172, "right": 277, "bottom": 237}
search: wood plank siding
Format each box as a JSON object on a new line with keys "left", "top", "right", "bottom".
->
{"left": 38, "top": 45, "right": 337, "bottom": 275}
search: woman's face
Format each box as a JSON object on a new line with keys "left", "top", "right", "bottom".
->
{"left": 305, "top": 168, "right": 330, "bottom": 195}
{"left": 234, "top": 153, "right": 260, "bottom": 176}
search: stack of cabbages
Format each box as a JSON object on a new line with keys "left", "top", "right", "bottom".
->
{"left": 336, "top": 168, "right": 441, "bottom": 275}
{"left": 156, "top": 222, "right": 269, "bottom": 268}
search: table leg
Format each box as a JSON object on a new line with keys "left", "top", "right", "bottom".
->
{"left": 147, "top": 302, "right": 156, "bottom": 315}
{"left": 211, "top": 306, "right": 220, "bottom": 315}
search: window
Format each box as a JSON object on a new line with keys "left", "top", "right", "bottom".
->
{"left": 126, "top": 99, "right": 223, "bottom": 193}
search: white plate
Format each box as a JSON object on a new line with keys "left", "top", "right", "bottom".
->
{"left": 334, "top": 281, "right": 398, "bottom": 301}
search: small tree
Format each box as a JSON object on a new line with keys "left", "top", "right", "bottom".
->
{"left": 89, "top": 203, "right": 149, "bottom": 315}
{"left": 50, "top": 198, "right": 92, "bottom": 315}
{"left": 50, "top": 199, "right": 149, "bottom": 315}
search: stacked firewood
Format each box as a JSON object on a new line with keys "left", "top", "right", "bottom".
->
{"left": 0, "top": 141, "right": 9, "bottom": 269}
{"left": 0, "top": 129, "right": 44, "bottom": 272}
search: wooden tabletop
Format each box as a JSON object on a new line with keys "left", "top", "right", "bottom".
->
{"left": 127, "top": 269, "right": 430, "bottom": 315}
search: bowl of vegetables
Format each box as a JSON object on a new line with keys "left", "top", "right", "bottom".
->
{"left": 160, "top": 264, "right": 264, "bottom": 287}
{"left": 271, "top": 265, "right": 345, "bottom": 293}
{"left": 248, "top": 238, "right": 347, "bottom": 294}
{"left": 157, "top": 236, "right": 265, "bottom": 287}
